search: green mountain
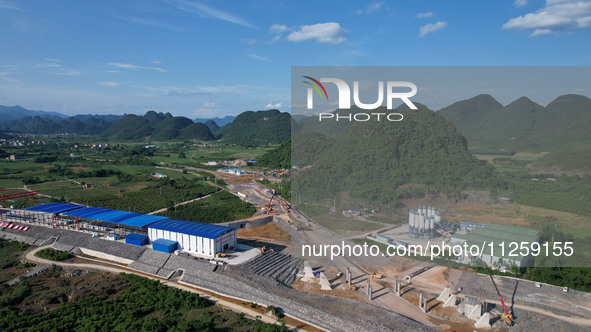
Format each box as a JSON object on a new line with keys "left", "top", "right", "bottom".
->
{"left": 438, "top": 94, "right": 591, "bottom": 152}
{"left": 103, "top": 113, "right": 214, "bottom": 141}
{"left": 293, "top": 108, "right": 366, "bottom": 140}
{"left": 532, "top": 143, "right": 591, "bottom": 171}
{"left": 219, "top": 109, "right": 291, "bottom": 145}
{"left": 0, "top": 105, "right": 67, "bottom": 121}
{"left": 292, "top": 132, "right": 335, "bottom": 167}
{"left": 0, "top": 115, "right": 112, "bottom": 135}
{"left": 194, "top": 115, "right": 235, "bottom": 127}
{"left": 204, "top": 119, "right": 220, "bottom": 134}
{"left": 144, "top": 110, "right": 173, "bottom": 122}
{"left": 256, "top": 140, "right": 291, "bottom": 169}
{"left": 293, "top": 104, "right": 498, "bottom": 206}
{"left": 151, "top": 117, "right": 194, "bottom": 140}
{"left": 103, "top": 114, "right": 154, "bottom": 140}
{"left": 179, "top": 122, "right": 215, "bottom": 140}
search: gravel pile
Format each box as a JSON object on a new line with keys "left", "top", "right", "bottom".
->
{"left": 244, "top": 251, "right": 303, "bottom": 285}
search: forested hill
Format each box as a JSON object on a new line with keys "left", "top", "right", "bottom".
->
{"left": 531, "top": 143, "right": 591, "bottom": 172}
{"left": 218, "top": 109, "right": 292, "bottom": 145}
{"left": 438, "top": 94, "right": 591, "bottom": 153}
{"left": 256, "top": 140, "right": 291, "bottom": 169}
{"left": 0, "top": 106, "right": 291, "bottom": 144}
{"left": 293, "top": 104, "right": 500, "bottom": 206}
{"left": 102, "top": 112, "right": 214, "bottom": 141}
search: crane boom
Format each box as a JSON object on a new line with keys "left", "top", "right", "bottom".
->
{"left": 486, "top": 267, "right": 513, "bottom": 326}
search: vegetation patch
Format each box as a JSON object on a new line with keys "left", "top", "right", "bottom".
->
{"left": 0, "top": 272, "right": 288, "bottom": 331}
{"left": 35, "top": 249, "right": 72, "bottom": 261}
{"left": 157, "top": 190, "right": 256, "bottom": 223}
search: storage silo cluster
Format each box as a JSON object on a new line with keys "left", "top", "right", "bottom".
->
{"left": 408, "top": 206, "right": 440, "bottom": 238}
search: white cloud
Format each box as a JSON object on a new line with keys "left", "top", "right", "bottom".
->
{"left": 150, "top": 60, "right": 162, "bottom": 64}
{"left": 356, "top": 2, "right": 383, "bottom": 15}
{"left": 50, "top": 68, "right": 81, "bottom": 76}
{"left": 417, "top": 11, "right": 435, "bottom": 18}
{"left": 203, "top": 102, "right": 215, "bottom": 107}
{"left": 0, "top": 72, "right": 19, "bottom": 83}
{"left": 269, "top": 24, "right": 289, "bottom": 33}
{"left": 285, "top": 22, "right": 347, "bottom": 44}
{"left": 0, "top": 0, "right": 24, "bottom": 11}
{"left": 503, "top": 0, "right": 591, "bottom": 36}
{"left": 531, "top": 28, "right": 553, "bottom": 36}
{"left": 514, "top": 0, "right": 528, "bottom": 7}
{"left": 419, "top": 21, "right": 448, "bottom": 37}
{"left": 98, "top": 81, "right": 119, "bottom": 87}
{"left": 247, "top": 53, "right": 273, "bottom": 63}
{"left": 266, "top": 102, "right": 282, "bottom": 108}
{"left": 123, "top": 16, "right": 185, "bottom": 31}
{"left": 241, "top": 38, "right": 257, "bottom": 44}
{"left": 107, "top": 62, "right": 166, "bottom": 72}
{"left": 38, "top": 61, "right": 63, "bottom": 69}
{"left": 174, "top": 0, "right": 253, "bottom": 28}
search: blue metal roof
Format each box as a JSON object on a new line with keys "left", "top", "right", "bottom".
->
{"left": 62, "top": 207, "right": 164, "bottom": 228}
{"left": 102, "top": 212, "right": 144, "bottom": 223}
{"left": 148, "top": 219, "right": 233, "bottom": 239}
{"left": 153, "top": 238, "right": 177, "bottom": 246}
{"left": 118, "top": 214, "right": 169, "bottom": 228}
{"left": 85, "top": 209, "right": 129, "bottom": 221}
{"left": 62, "top": 207, "right": 115, "bottom": 218}
{"left": 26, "top": 202, "right": 85, "bottom": 214}
{"left": 126, "top": 233, "right": 149, "bottom": 240}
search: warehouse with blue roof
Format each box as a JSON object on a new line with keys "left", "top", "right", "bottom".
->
{"left": 148, "top": 219, "right": 236, "bottom": 257}
{"left": 24, "top": 202, "right": 236, "bottom": 258}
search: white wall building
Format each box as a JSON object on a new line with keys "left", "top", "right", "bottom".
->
{"left": 148, "top": 219, "right": 237, "bottom": 258}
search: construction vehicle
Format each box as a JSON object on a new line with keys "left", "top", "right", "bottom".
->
{"left": 262, "top": 192, "right": 277, "bottom": 214}
{"left": 485, "top": 267, "right": 514, "bottom": 327}
{"left": 347, "top": 285, "right": 357, "bottom": 291}
{"left": 369, "top": 273, "right": 383, "bottom": 279}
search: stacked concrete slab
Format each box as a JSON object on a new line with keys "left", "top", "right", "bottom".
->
{"left": 243, "top": 251, "right": 303, "bottom": 285}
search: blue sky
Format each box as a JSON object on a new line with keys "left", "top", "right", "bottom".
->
{"left": 1, "top": 0, "right": 591, "bottom": 117}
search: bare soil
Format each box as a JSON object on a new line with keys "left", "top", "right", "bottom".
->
{"left": 236, "top": 222, "right": 291, "bottom": 242}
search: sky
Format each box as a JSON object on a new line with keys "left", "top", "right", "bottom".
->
{"left": 1, "top": 0, "right": 591, "bottom": 118}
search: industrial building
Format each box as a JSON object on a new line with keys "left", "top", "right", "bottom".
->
{"left": 7, "top": 202, "right": 236, "bottom": 258}
{"left": 408, "top": 206, "right": 441, "bottom": 239}
{"left": 451, "top": 223, "right": 541, "bottom": 268}
{"left": 459, "top": 221, "right": 487, "bottom": 231}
{"left": 148, "top": 219, "right": 236, "bottom": 256}
{"left": 218, "top": 168, "right": 248, "bottom": 175}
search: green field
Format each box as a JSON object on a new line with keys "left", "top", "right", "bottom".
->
{"left": 0, "top": 138, "right": 273, "bottom": 215}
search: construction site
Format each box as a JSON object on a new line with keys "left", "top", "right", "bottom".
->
{"left": 1, "top": 187, "right": 591, "bottom": 331}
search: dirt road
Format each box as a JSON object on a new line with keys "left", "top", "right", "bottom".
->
{"left": 24, "top": 245, "right": 308, "bottom": 330}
